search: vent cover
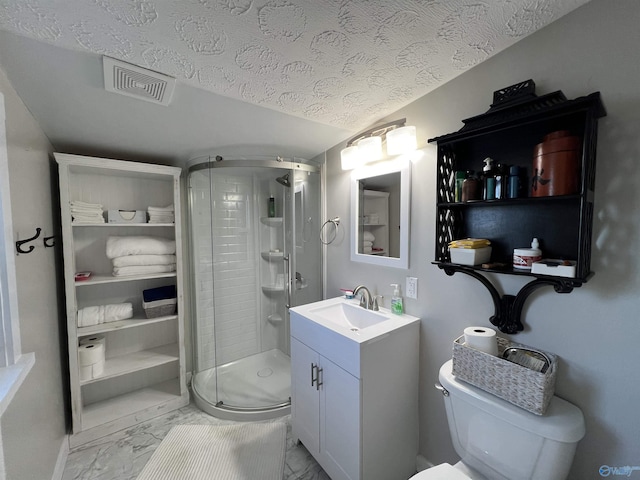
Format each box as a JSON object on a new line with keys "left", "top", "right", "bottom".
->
{"left": 103, "top": 56, "right": 175, "bottom": 106}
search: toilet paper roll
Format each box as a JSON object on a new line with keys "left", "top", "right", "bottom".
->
{"left": 80, "top": 335, "right": 106, "bottom": 348}
{"left": 78, "top": 342, "right": 105, "bottom": 366}
{"left": 79, "top": 360, "right": 105, "bottom": 381}
{"left": 463, "top": 326, "right": 498, "bottom": 356}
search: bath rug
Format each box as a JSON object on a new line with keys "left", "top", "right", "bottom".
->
{"left": 136, "top": 422, "right": 286, "bottom": 480}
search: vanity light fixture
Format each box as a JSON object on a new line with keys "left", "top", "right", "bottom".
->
{"left": 340, "top": 118, "right": 417, "bottom": 170}
{"left": 340, "top": 145, "right": 365, "bottom": 170}
{"left": 386, "top": 125, "right": 417, "bottom": 156}
{"left": 356, "top": 136, "right": 383, "bottom": 161}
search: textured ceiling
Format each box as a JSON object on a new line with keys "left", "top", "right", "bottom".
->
{"left": 0, "top": 0, "right": 589, "bottom": 134}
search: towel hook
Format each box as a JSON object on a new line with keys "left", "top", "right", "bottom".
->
{"left": 43, "top": 235, "right": 56, "bottom": 248}
{"left": 16, "top": 227, "right": 41, "bottom": 254}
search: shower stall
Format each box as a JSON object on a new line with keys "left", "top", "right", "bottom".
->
{"left": 187, "top": 156, "right": 322, "bottom": 420}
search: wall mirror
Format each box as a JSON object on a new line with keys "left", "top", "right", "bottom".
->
{"left": 350, "top": 159, "right": 411, "bottom": 269}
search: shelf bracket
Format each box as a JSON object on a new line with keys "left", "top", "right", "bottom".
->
{"left": 441, "top": 265, "right": 577, "bottom": 334}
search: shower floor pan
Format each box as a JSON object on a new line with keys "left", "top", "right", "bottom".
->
{"left": 192, "top": 349, "right": 291, "bottom": 421}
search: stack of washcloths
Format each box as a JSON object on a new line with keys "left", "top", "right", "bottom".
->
{"left": 147, "top": 204, "right": 175, "bottom": 224}
{"left": 363, "top": 231, "right": 375, "bottom": 254}
{"left": 70, "top": 200, "right": 104, "bottom": 224}
{"left": 77, "top": 303, "right": 133, "bottom": 327}
{"left": 106, "top": 236, "right": 176, "bottom": 277}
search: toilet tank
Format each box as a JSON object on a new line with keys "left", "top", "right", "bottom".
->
{"left": 439, "top": 360, "right": 585, "bottom": 480}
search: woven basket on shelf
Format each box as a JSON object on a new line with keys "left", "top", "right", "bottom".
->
{"left": 451, "top": 335, "right": 557, "bottom": 415}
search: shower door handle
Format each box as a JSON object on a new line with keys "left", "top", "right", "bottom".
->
{"left": 311, "top": 363, "right": 323, "bottom": 390}
{"left": 284, "top": 254, "right": 291, "bottom": 309}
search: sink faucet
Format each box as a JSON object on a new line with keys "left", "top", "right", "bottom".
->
{"left": 353, "top": 285, "right": 373, "bottom": 310}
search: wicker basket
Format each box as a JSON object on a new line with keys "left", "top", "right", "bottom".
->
{"left": 142, "top": 297, "right": 177, "bottom": 319}
{"left": 452, "top": 335, "right": 557, "bottom": 415}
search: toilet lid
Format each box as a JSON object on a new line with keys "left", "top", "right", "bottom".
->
{"left": 412, "top": 463, "right": 472, "bottom": 480}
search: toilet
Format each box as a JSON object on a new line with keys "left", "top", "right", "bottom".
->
{"left": 412, "top": 360, "right": 585, "bottom": 480}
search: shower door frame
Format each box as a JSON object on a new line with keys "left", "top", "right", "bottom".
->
{"left": 188, "top": 158, "right": 320, "bottom": 417}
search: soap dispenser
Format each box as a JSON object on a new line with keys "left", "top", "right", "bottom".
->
{"left": 390, "top": 284, "right": 404, "bottom": 315}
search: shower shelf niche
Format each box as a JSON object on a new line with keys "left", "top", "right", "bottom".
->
{"left": 261, "top": 251, "right": 284, "bottom": 260}
{"left": 262, "top": 285, "right": 286, "bottom": 293}
{"left": 56, "top": 153, "right": 188, "bottom": 447}
{"left": 260, "top": 216, "right": 283, "bottom": 226}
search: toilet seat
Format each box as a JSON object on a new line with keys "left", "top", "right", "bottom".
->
{"left": 411, "top": 463, "right": 472, "bottom": 480}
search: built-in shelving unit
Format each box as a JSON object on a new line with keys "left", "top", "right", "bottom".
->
{"left": 56, "top": 153, "right": 189, "bottom": 447}
{"left": 428, "top": 80, "right": 606, "bottom": 333}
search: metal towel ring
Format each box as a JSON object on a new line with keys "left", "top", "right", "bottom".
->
{"left": 320, "top": 217, "right": 340, "bottom": 245}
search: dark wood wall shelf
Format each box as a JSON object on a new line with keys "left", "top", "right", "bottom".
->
{"left": 428, "top": 80, "right": 606, "bottom": 333}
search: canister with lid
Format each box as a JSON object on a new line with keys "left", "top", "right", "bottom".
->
{"left": 513, "top": 238, "right": 542, "bottom": 270}
{"left": 532, "top": 130, "right": 581, "bottom": 197}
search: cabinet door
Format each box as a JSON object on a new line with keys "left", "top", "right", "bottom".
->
{"left": 320, "top": 357, "right": 361, "bottom": 480}
{"left": 291, "top": 337, "right": 320, "bottom": 455}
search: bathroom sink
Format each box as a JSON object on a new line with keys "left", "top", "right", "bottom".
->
{"left": 309, "top": 301, "right": 390, "bottom": 331}
{"left": 290, "top": 296, "right": 420, "bottom": 377}
{"left": 290, "top": 296, "right": 420, "bottom": 348}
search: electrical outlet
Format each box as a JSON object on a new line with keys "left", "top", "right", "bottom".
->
{"left": 406, "top": 277, "right": 418, "bottom": 299}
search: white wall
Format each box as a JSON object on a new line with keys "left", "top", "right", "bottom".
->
{"left": 325, "top": 1, "right": 640, "bottom": 478}
{"left": 0, "top": 66, "right": 67, "bottom": 478}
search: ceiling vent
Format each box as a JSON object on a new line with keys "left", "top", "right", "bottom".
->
{"left": 103, "top": 56, "right": 176, "bottom": 106}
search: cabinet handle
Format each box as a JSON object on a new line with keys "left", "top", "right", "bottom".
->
{"left": 316, "top": 367, "right": 323, "bottom": 391}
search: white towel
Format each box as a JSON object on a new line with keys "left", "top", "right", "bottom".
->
{"left": 148, "top": 215, "right": 175, "bottom": 224}
{"left": 71, "top": 200, "right": 103, "bottom": 209}
{"left": 148, "top": 204, "right": 174, "bottom": 212}
{"left": 106, "top": 236, "right": 176, "bottom": 258}
{"left": 77, "top": 303, "right": 133, "bottom": 327}
{"left": 363, "top": 240, "right": 374, "bottom": 247}
{"left": 112, "top": 264, "right": 176, "bottom": 276}
{"left": 363, "top": 246, "right": 373, "bottom": 254}
{"left": 72, "top": 215, "right": 105, "bottom": 224}
{"left": 363, "top": 231, "right": 375, "bottom": 242}
{"left": 112, "top": 254, "right": 177, "bottom": 267}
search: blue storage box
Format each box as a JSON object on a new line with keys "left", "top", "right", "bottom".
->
{"left": 142, "top": 285, "right": 177, "bottom": 318}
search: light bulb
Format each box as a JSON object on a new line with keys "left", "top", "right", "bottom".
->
{"left": 386, "top": 125, "right": 417, "bottom": 156}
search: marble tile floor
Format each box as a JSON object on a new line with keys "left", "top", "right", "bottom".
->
{"left": 62, "top": 402, "right": 330, "bottom": 480}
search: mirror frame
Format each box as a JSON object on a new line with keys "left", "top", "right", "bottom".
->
{"left": 350, "top": 158, "right": 411, "bottom": 269}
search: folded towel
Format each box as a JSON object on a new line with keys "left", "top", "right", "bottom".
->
{"left": 77, "top": 303, "right": 133, "bottom": 327}
{"left": 363, "top": 246, "right": 373, "bottom": 254}
{"left": 112, "top": 264, "right": 176, "bottom": 276}
{"left": 147, "top": 204, "right": 174, "bottom": 213}
{"left": 112, "top": 254, "right": 177, "bottom": 267}
{"left": 363, "top": 231, "right": 375, "bottom": 242}
{"left": 363, "top": 240, "right": 374, "bottom": 247}
{"left": 148, "top": 215, "right": 175, "bottom": 224}
{"left": 71, "top": 200, "right": 103, "bottom": 209}
{"left": 72, "top": 215, "right": 105, "bottom": 224}
{"left": 106, "top": 236, "right": 176, "bottom": 258}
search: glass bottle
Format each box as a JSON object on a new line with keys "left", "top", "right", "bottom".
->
{"left": 268, "top": 196, "right": 276, "bottom": 217}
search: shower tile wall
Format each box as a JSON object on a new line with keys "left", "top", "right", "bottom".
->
{"left": 192, "top": 172, "right": 259, "bottom": 371}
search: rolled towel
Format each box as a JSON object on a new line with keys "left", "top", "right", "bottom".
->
{"left": 363, "top": 231, "right": 375, "bottom": 242}
{"left": 106, "top": 236, "right": 176, "bottom": 258}
{"left": 113, "top": 264, "right": 176, "bottom": 277}
{"left": 77, "top": 303, "right": 133, "bottom": 327}
{"left": 77, "top": 306, "right": 101, "bottom": 327}
{"left": 112, "top": 254, "right": 177, "bottom": 267}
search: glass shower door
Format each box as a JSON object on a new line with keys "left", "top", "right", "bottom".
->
{"left": 189, "top": 158, "right": 321, "bottom": 419}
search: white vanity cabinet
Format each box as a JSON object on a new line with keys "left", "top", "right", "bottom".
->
{"left": 290, "top": 302, "right": 420, "bottom": 480}
{"left": 55, "top": 153, "right": 189, "bottom": 447}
